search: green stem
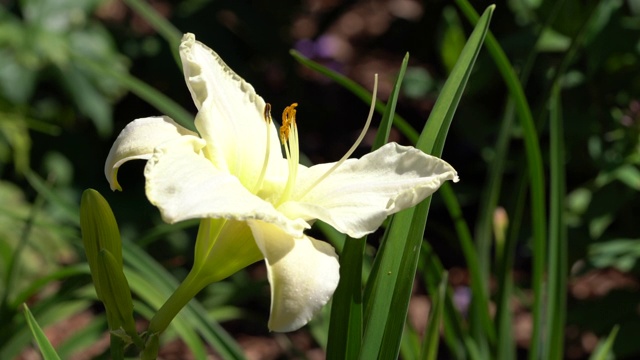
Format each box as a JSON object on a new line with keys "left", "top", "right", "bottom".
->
{"left": 147, "top": 269, "right": 208, "bottom": 335}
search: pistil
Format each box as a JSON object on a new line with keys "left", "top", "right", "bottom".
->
{"left": 297, "top": 74, "right": 379, "bottom": 199}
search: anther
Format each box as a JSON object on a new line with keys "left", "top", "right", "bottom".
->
{"left": 280, "top": 103, "right": 298, "bottom": 143}
{"left": 264, "top": 103, "right": 272, "bottom": 123}
{"left": 253, "top": 103, "right": 274, "bottom": 193}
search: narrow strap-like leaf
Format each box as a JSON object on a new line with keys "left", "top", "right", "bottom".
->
{"left": 23, "top": 304, "right": 62, "bottom": 360}
{"left": 420, "top": 272, "right": 448, "bottom": 360}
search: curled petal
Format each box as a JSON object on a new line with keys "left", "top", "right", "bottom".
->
{"left": 247, "top": 221, "right": 339, "bottom": 332}
{"left": 105, "top": 116, "right": 197, "bottom": 191}
{"left": 145, "top": 136, "right": 309, "bottom": 236}
{"left": 279, "top": 142, "right": 459, "bottom": 238}
{"left": 179, "top": 33, "right": 282, "bottom": 186}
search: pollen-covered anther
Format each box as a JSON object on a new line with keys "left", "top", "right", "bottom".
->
{"left": 280, "top": 103, "right": 298, "bottom": 143}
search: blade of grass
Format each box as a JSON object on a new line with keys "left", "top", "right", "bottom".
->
{"left": 1, "top": 175, "right": 49, "bottom": 309}
{"left": 546, "top": 81, "right": 567, "bottom": 360}
{"left": 0, "top": 175, "right": 51, "bottom": 347}
{"left": 400, "top": 324, "right": 422, "bottom": 359}
{"left": 373, "top": 53, "right": 409, "bottom": 149}
{"left": 1, "top": 291, "right": 93, "bottom": 359}
{"left": 420, "top": 271, "right": 448, "bottom": 360}
{"left": 23, "top": 304, "right": 62, "bottom": 360}
{"left": 419, "top": 242, "right": 468, "bottom": 360}
{"left": 361, "top": 6, "right": 494, "bottom": 359}
{"left": 589, "top": 325, "right": 619, "bottom": 360}
{"left": 439, "top": 181, "right": 493, "bottom": 348}
{"left": 489, "top": 102, "right": 518, "bottom": 360}
{"left": 326, "top": 236, "right": 366, "bottom": 359}
{"left": 454, "top": 2, "right": 548, "bottom": 358}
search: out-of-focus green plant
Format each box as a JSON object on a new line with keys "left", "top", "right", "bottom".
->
{"left": 0, "top": 0, "right": 128, "bottom": 174}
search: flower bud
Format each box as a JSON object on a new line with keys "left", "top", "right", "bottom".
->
{"left": 80, "top": 189, "right": 140, "bottom": 346}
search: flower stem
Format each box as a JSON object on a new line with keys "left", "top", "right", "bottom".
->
{"left": 147, "top": 269, "right": 208, "bottom": 335}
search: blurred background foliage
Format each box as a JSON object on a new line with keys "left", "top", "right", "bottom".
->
{"left": 1, "top": 0, "right": 640, "bottom": 359}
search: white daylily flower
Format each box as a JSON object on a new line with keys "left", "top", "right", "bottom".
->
{"left": 105, "top": 33, "right": 459, "bottom": 332}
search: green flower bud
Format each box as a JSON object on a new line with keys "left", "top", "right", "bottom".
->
{"left": 80, "top": 189, "right": 141, "bottom": 347}
{"left": 80, "top": 188, "right": 123, "bottom": 301}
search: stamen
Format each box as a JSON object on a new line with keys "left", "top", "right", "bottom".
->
{"left": 277, "top": 103, "right": 300, "bottom": 205}
{"left": 297, "top": 74, "right": 379, "bottom": 199}
{"left": 280, "top": 103, "right": 297, "bottom": 143}
{"left": 252, "top": 103, "right": 273, "bottom": 193}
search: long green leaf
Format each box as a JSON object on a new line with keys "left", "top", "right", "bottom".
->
{"left": 23, "top": 304, "right": 62, "bottom": 360}
{"left": 419, "top": 242, "right": 468, "bottom": 359}
{"left": 546, "top": 81, "right": 567, "bottom": 360}
{"left": 373, "top": 52, "right": 410, "bottom": 150}
{"left": 420, "top": 272, "right": 448, "bottom": 360}
{"left": 360, "top": 6, "right": 494, "bottom": 359}
{"left": 326, "top": 236, "right": 365, "bottom": 359}
{"left": 439, "top": 181, "right": 494, "bottom": 348}
{"left": 455, "top": 2, "right": 548, "bottom": 358}
{"left": 589, "top": 325, "right": 619, "bottom": 360}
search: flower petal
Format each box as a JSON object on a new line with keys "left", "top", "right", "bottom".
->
{"left": 144, "top": 135, "right": 309, "bottom": 236}
{"left": 247, "top": 220, "right": 339, "bottom": 332}
{"left": 105, "top": 116, "right": 197, "bottom": 191}
{"left": 179, "top": 33, "right": 282, "bottom": 188}
{"left": 279, "top": 142, "right": 459, "bottom": 238}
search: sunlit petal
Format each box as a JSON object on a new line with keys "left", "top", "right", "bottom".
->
{"left": 145, "top": 136, "right": 309, "bottom": 236}
{"left": 247, "top": 220, "right": 339, "bottom": 332}
{"left": 179, "top": 33, "right": 282, "bottom": 187}
{"left": 279, "top": 142, "right": 459, "bottom": 238}
{"left": 105, "top": 116, "right": 197, "bottom": 191}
